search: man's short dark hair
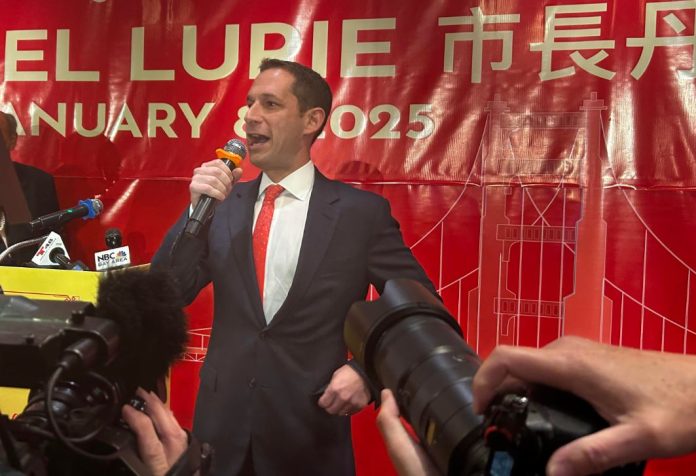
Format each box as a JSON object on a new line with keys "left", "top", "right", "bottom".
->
{"left": 258, "top": 59, "right": 332, "bottom": 142}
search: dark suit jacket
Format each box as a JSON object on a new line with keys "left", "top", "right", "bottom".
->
{"left": 153, "top": 169, "right": 435, "bottom": 476}
{"left": 1, "top": 163, "right": 60, "bottom": 264}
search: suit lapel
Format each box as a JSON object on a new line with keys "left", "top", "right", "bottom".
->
{"left": 271, "top": 170, "right": 340, "bottom": 324}
{"left": 228, "top": 177, "right": 266, "bottom": 326}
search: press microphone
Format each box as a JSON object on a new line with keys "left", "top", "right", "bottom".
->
{"left": 94, "top": 228, "right": 131, "bottom": 271}
{"left": 26, "top": 198, "right": 103, "bottom": 236}
{"left": 94, "top": 268, "right": 188, "bottom": 389}
{"left": 185, "top": 138, "right": 247, "bottom": 237}
{"left": 49, "top": 248, "right": 89, "bottom": 271}
{"left": 31, "top": 231, "right": 89, "bottom": 270}
{"left": 105, "top": 228, "right": 122, "bottom": 248}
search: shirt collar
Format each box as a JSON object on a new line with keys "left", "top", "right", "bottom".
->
{"left": 258, "top": 161, "right": 315, "bottom": 201}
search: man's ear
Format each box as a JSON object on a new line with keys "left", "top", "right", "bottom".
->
{"left": 303, "top": 107, "right": 326, "bottom": 137}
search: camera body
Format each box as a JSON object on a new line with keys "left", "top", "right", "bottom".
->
{"left": 0, "top": 296, "right": 118, "bottom": 388}
{"left": 0, "top": 294, "right": 151, "bottom": 475}
{"left": 344, "top": 279, "right": 644, "bottom": 476}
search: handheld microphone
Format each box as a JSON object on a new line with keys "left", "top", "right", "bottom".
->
{"left": 94, "top": 228, "right": 131, "bottom": 271}
{"left": 27, "top": 198, "right": 103, "bottom": 236}
{"left": 185, "top": 138, "right": 246, "bottom": 237}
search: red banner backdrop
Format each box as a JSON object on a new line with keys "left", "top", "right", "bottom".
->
{"left": 2, "top": 1, "right": 696, "bottom": 474}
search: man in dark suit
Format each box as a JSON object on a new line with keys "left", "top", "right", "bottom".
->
{"left": 154, "top": 59, "right": 436, "bottom": 476}
{"left": 0, "top": 111, "right": 60, "bottom": 264}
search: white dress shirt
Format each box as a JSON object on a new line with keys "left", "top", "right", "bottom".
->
{"left": 254, "top": 160, "right": 314, "bottom": 322}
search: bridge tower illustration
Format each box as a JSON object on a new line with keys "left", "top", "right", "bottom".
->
{"left": 468, "top": 93, "right": 611, "bottom": 356}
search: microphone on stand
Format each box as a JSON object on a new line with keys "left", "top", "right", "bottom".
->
{"left": 25, "top": 198, "right": 103, "bottom": 236}
{"left": 94, "top": 228, "right": 131, "bottom": 271}
{"left": 31, "top": 231, "right": 89, "bottom": 270}
{"left": 105, "top": 228, "right": 122, "bottom": 249}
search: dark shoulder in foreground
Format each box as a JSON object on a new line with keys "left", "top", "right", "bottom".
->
{"left": 14, "top": 162, "right": 55, "bottom": 185}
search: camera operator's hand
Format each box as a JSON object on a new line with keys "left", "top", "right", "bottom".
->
{"left": 121, "top": 387, "right": 188, "bottom": 476}
{"left": 473, "top": 336, "right": 696, "bottom": 476}
{"left": 376, "top": 389, "right": 440, "bottom": 476}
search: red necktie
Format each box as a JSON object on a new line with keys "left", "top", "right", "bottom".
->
{"left": 253, "top": 184, "right": 284, "bottom": 301}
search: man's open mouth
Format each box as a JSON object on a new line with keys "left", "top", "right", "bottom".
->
{"left": 247, "top": 133, "right": 269, "bottom": 147}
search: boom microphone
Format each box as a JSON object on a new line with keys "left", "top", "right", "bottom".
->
{"left": 185, "top": 138, "right": 247, "bottom": 237}
{"left": 27, "top": 198, "right": 103, "bottom": 235}
{"left": 94, "top": 268, "right": 188, "bottom": 389}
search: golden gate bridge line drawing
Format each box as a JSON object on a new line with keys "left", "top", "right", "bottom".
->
{"left": 182, "top": 327, "right": 209, "bottom": 362}
{"left": 180, "top": 92, "right": 696, "bottom": 362}
{"left": 408, "top": 92, "right": 696, "bottom": 358}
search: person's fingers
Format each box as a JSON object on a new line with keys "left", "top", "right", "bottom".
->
{"left": 190, "top": 177, "right": 226, "bottom": 202}
{"left": 318, "top": 367, "right": 347, "bottom": 412}
{"left": 377, "top": 389, "right": 399, "bottom": 419}
{"left": 137, "top": 389, "right": 188, "bottom": 464}
{"left": 137, "top": 389, "right": 179, "bottom": 440}
{"left": 122, "top": 403, "right": 157, "bottom": 442}
{"left": 376, "top": 390, "right": 416, "bottom": 466}
{"left": 324, "top": 396, "right": 345, "bottom": 415}
{"left": 199, "top": 160, "right": 234, "bottom": 182}
{"left": 319, "top": 389, "right": 354, "bottom": 415}
{"left": 122, "top": 404, "right": 169, "bottom": 472}
{"left": 471, "top": 374, "right": 526, "bottom": 414}
{"left": 546, "top": 423, "right": 651, "bottom": 476}
{"left": 318, "top": 366, "right": 369, "bottom": 415}
{"left": 197, "top": 166, "right": 232, "bottom": 189}
{"left": 190, "top": 162, "right": 243, "bottom": 206}
{"left": 377, "top": 390, "right": 438, "bottom": 476}
{"left": 200, "top": 159, "right": 221, "bottom": 167}
{"left": 473, "top": 346, "right": 531, "bottom": 412}
{"left": 317, "top": 387, "right": 336, "bottom": 410}
{"left": 473, "top": 344, "right": 580, "bottom": 413}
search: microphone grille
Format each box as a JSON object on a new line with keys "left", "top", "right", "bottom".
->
{"left": 223, "top": 138, "right": 247, "bottom": 160}
{"left": 105, "top": 227, "right": 122, "bottom": 248}
{"left": 92, "top": 198, "right": 104, "bottom": 215}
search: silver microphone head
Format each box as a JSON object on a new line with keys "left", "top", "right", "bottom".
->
{"left": 223, "top": 138, "right": 247, "bottom": 159}
{"left": 91, "top": 198, "right": 104, "bottom": 216}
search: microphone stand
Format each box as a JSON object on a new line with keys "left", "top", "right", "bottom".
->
{"left": 0, "top": 235, "right": 49, "bottom": 265}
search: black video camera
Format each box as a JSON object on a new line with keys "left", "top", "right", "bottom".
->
{"left": 0, "top": 295, "right": 154, "bottom": 475}
{"left": 0, "top": 270, "right": 201, "bottom": 475}
{"left": 344, "top": 279, "right": 644, "bottom": 476}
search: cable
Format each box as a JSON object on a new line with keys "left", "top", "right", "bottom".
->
{"left": 0, "top": 234, "right": 48, "bottom": 265}
{"left": 62, "top": 372, "right": 120, "bottom": 444}
{"left": 45, "top": 367, "right": 121, "bottom": 461}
